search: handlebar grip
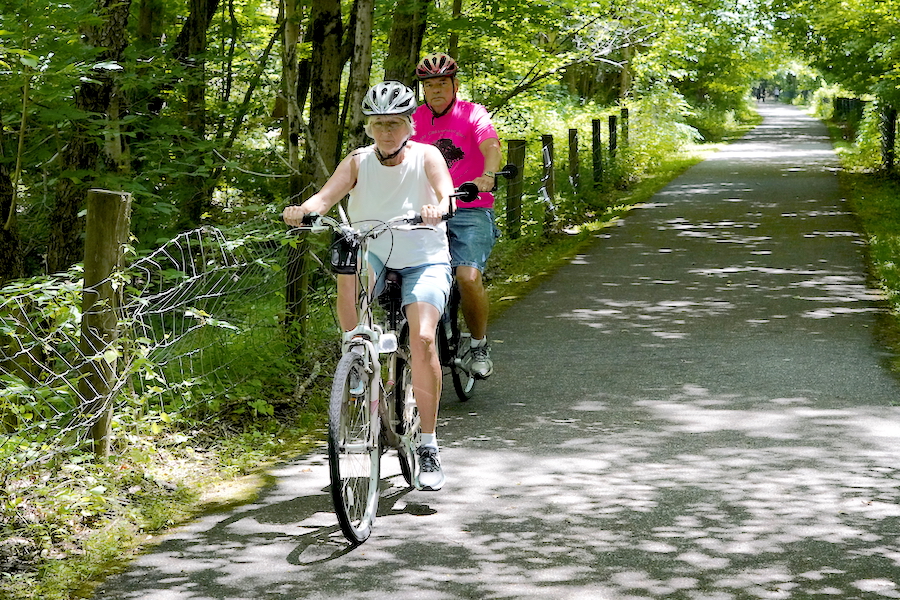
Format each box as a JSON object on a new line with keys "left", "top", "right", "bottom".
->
{"left": 496, "top": 163, "right": 518, "bottom": 180}
{"left": 451, "top": 181, "right": 480, "bottom": 203}
{"left": 301, "top": 212, "right": 319, "bottom": 226}
{"left": 406, "top": 213, "right": 452, "bottom": 225}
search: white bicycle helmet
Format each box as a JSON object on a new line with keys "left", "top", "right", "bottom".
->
{"left": 361, "top": 81, "right": 416, "bottom": 117}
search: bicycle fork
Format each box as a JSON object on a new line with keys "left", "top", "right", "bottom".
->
{"left": 343, "top": 339, "right": 381, "bottom": 454}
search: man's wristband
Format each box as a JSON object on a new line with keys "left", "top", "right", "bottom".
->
{"left": 483, "top": 171, "right": 496, "bottom": 178}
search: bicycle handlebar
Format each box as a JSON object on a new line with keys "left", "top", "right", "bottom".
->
{"left": 495, "top": 163, "right": 519, "bottom": 180}
{"left": 452, "top": 182, "right": 479, "bottom": 202}
{"left": 455, "top": 163, "right": 520, "bottom": 203}
{"left": 299, "top": 211, "right": 449, "bottom": 230}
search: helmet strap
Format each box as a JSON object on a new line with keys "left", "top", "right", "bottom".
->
{"left": 375, "top": 138, "right": 409, "bottom": 164}
{"left": 428, "top": 95, "right": 457, "bottom": 124}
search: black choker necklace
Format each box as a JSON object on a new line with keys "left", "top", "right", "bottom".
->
{"left": 375, "top": 139, "right": 408, "bottom": 164}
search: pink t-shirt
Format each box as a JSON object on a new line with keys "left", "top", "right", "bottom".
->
{"left": 412, "top": 99, "right": 499, "bottom": 209}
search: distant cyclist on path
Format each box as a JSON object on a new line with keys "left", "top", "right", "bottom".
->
{"left": 412, "top": 52, "right": 503, "bottom": 380}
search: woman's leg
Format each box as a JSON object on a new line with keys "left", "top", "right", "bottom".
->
{"left": 336, "top": 274, "right": 357, "bottom": 332}
{"left": 404, "top": 301, "right": 442, "bottom": 434}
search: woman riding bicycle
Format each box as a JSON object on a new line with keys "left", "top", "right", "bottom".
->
{"left": 282, "top": 81, "right": 454, "bottom": 491}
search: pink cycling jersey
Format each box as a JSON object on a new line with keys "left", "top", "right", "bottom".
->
{"left": 412, "top": 99, "right": 499, "bottom": 209}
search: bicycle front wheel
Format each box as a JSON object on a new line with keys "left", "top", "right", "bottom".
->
{"left": 395, "top": 325, "right": 421, "bottom": 486}
{"left": 328, "top": 352, "right": 381, "bottom": 544}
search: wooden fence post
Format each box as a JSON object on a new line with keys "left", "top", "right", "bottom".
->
{"left": 608, "top": 114, "right": 618, "bottom": 160}
{"left": 506, "top": 139, "right": 526, "bottom": 240}
{"left": 620, "top": 107, "right": 629, "bottom": 147}
{"left": 79, "top": 189, "right": 131, "bottom": 459}
{"left": 592, "top": 119, "right": 604, "bottom": 187}
{"left": 881, "top": 103, "right": 897, "bottom": 172}
{"left": 540, "top": 134, "right": 556, "bottom": 236}
{"left": 568, "top": 128, "right": 579, "bottom": 189}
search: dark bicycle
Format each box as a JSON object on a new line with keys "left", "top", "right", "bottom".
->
{"left": 436, "top": 164, "right": 518, "bottom": 401}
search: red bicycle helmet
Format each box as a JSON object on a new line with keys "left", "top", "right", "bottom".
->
{"left": 415, "top": 53, "right": 459, "bottom": 80}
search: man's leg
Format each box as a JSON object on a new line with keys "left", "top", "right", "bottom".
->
{"left": 455, "top": 265, "right": 488, "bottom": 340}
{"left": 456, "top": 265, "right": 493, "bottom": 378}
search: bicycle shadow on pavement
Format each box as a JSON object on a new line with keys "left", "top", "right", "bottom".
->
{"left": 91, "top": 453, "right": 440, "bottom": 598}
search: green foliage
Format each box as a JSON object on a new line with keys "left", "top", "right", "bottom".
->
{"left": 771, "top": 0, "right": 900, "bottom": 104}
{"left": 830, "top": 100, "right": 884, "bottom": 172}
{"left": 623, "top": 84, "right": 701, "bottom": 171}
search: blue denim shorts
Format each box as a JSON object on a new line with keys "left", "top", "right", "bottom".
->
{"left": 448, "top": 207, "right": 500, "bottom": 272}
{"left": 367, "top": 254, "right": 452, "bottom": 314}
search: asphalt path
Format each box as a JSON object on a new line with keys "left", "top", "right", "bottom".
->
{"left": 93, "top": 104, "right": 900, "bottom": 600}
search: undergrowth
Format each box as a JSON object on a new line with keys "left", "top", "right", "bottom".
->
{"left": 825, "top": 114, "right": 900, "bottom": 372}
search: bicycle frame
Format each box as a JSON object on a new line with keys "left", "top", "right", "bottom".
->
{"left": 299, "top": 213, "right": 420, "bottom": 453}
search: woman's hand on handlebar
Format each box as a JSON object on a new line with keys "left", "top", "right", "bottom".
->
{"left": 283, "top": 204, "right": 314, "bottom": 227}
{"left": 419, "top": 203, "right": 446, "bottom": 226}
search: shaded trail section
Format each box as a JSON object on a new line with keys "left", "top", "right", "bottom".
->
{"left": 94, "top": 104, "right": 900, "bottom": 600}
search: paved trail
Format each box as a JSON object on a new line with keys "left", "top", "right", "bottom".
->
{"left": 94, "top": 104, "right": 900, "bottom": 600}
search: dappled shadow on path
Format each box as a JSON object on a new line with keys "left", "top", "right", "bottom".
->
{"left": 92, "top": 105, "right": 900, "bottom": 600}
{"left": 94, "top": 393, "right": 900, "bottom": 600}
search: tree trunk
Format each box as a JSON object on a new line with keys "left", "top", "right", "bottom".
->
{"left": 282, "top": 0, "right": 310, "bottom": 348}
{"left": 308, "top": 0, "right": 344, "bottom": 178}
{"left": 136, "top": 0, "right": 164, "bottom": 45}
{"left": 384, "top": 0, "right": 431, "bottom": 86}
{"left": 180, "top": 0, "right": 213, "bottom": 228}
{"left": 619, "top": 45, "right": 633, "bottom": 99}
{"left": 343, "top": 0, "right": 375, "bottom": 152}
{"left": 46, "top": 0, "right": 132, "bottom": 274}
{"left": 0, "top": 161, "right": 23, "bottom": 285}
{"left": 448, "top": 0, "right": 462, "bottom": 60}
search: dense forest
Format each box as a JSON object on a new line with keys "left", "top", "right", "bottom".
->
{"left": 1, "top": 0, "right": 895, "bottom": 284}
{"left": 1, "top": 0, "right": 899, "bottom": 597}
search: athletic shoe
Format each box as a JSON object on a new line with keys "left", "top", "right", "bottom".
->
{"left": 471, "top": 342, "right": 493, "bottom": 379}
{"left": 415, "top": 445, "right": 445, "bottom": 491}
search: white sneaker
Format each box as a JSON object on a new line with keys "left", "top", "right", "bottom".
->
{"left": 415, "top": 445, "right": 445, "bottom": 491}
{"left": 471, "top": 342, "right": 493, "bottom": 379}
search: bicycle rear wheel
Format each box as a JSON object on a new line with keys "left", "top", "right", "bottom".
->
{"left": 395, "top": 325, "right": 420, "bottom": 486}
{"left": 328, "top": 352, "right": 381, "bottom": 544}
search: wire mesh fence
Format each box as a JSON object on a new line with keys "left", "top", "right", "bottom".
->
{"left": 0, "top": 212, "right": 336, "bottom": 467}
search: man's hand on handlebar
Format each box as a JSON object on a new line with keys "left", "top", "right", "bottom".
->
{"left": 473, "top": 174, "right": 495, "bottom": 193}
{"left": 457, "top": 164, "right": 519, "bottom": 202}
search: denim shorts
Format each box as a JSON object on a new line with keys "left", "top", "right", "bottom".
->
{"left": 448, "top": 207, "right": 500, "bottom": 272}
{"left": 367, "top": 254, "right": 452, "bottom": 314}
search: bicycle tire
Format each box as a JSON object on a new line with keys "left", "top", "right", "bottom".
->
{"left": 328, "top": 351, "right": 381, "bottom": 544}
{"left": 447, "top": 285, "right": 476, "bottom": 401}
{"left": 395, "top": 325, "right": 420, "bottom": 486}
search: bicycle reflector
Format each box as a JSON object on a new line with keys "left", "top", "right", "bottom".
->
{"left": 330, "top": 233, "right": 359, "bottom": 274}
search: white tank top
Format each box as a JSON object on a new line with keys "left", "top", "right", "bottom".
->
{"left": 347, "top": 142, "right": 450, "bottom": 269}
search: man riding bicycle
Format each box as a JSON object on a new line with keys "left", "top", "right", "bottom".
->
{"left": 282, "top": 81, "right": 453, "bottom": 491}
{"left": 412, "top": 52, "right": 503, "bottom": 380}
